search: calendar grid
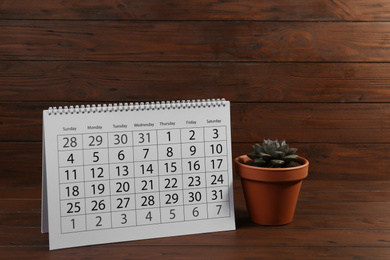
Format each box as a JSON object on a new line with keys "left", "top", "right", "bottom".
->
{"left": 57, "top": 126, "right": 231, "bottom": 234}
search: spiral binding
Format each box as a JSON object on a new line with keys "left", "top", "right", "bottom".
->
{"left": 46, "top": 99, "right": 227, "bottom": 115}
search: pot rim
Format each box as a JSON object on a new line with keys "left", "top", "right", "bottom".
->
{"left": 234, "top": 155, "right": 309, "bottom": 182}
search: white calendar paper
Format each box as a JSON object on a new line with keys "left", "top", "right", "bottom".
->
{"left": 41, "top": 99, "right": 235, "bottom": 250}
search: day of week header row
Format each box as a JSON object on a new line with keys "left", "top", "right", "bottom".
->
{"left": 62, "top": 119, "right": 224, "bottom": 132}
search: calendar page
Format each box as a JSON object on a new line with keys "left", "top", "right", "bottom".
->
{"left": 41, "top": 99, "right": 235, "bottom": 250}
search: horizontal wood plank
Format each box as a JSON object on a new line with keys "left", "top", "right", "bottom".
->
{"left": 3, "top": 61, "right": 390, "bottom": 102}
{"left": 2, "top": 21, "right": 390, "bottom": 62}
{"left": 1, "top": 246, "right": 390, "bottom": 260}
{"left": 1, "top": 0, "right": 390, "bottom": 21}
{"left": 2, "top": 103, "right": 390, "bottom": 143}
{"left": 0, "top": 199, "right": 41, "bottom": 213}
{"left": 0, "top": 188, "right": 41, "bottom": 199}
{"left": 231, "top": 103, "right": 390, "bottom": 143}
{"left": 1, "top": 226, "right": 389, "bottom": 247}
{"left": 302, "top": 180, "right": 390, "bottom": 191}
{"left": 0, "top": 143, "right": 42, "bottom": 174}
{"left": 295, "top": 202, "right": 390, "bottom": 216}
{"left": 298, "top": 190, "right": 390, "bottom": 203}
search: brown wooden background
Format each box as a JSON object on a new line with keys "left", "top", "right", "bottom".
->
{"left": 2, "top": 0, "right": 390, "bottom": 182}
{"left": 1, "top": 1, "right": 390, "bottom": 256}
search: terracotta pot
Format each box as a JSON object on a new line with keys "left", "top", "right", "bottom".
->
{"left": 234, "top": 155, "right": 309, "bottom": 225}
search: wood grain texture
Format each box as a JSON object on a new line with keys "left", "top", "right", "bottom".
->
{"left": 2, "top": 21, "right": 390, "bottom": 62}
{"left": 0, "top": 246, "right": 390, "bottom": 260}
{"left": 1, "top": 0, "right": 390, "bottom": 21}
{"left": 231, "top": 103, "right": 390, "bottom": 143}
{"left": 2, "top": 246, "right": 390, "bottom": 260}
{"left": 2, "top": 0, "right": 390, "bottom": 258}
{"left": 1, "top": 103, "right": 390, "bottom": 143}
{"left": 2, "top": 61, "right": 390, "bottom": 102}
{"left": 1, "top": 226, "right": 389, "bottom": 247}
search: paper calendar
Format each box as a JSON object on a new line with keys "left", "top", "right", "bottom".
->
{"left": 41, "top": 99, "right": 235, "bottom": 250}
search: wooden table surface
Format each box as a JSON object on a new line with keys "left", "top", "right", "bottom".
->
{"left": 1, "top": 171, "right": 390, "bottom": 259}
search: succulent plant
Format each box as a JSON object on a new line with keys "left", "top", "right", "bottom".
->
{"left": 246, "top": 139, "right": 301, "bottom": 168}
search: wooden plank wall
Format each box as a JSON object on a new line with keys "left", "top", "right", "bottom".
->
{"left": 1, "top": 0, "right": 390, "bottom": 184}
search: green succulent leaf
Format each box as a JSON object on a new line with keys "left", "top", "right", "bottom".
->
{"left": 245, "top": 139, "right": 302, "bottom": 168}
{"left": 263, "top": 145, "right": 276, "bottom": 154}
{"left": 279, "top": 143, "right": 289, "bottom": 154}
{"left": 284, "top": 154, "right": 298, "bottom": 159}
{"left": 283, "top": 154, "right": 299, "bottom": 162}
{"left": 247, "top": 152, "right": 258, "bottom": 160}
{"left": 270, "top": 159, "right": 285, "bottom": 167}
{"left": 287, "top": 147, "right": 298, "bottom": 155}
{"left": 260, "top": 152, "right": 272, "bottom": 160}
{"left": 271, "top": 150, "right": 286, "bottom": 158}
{"left": 253, "top": 143, "right": 262, "bottom": 154}
{"left": 253, "top": 158, "right": 267, "bottom": 167}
